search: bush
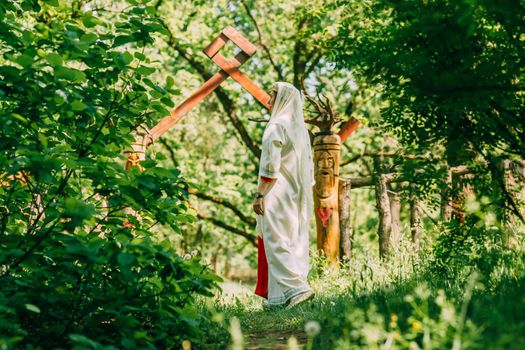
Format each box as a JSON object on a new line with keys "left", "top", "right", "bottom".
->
{"left": 0, "top": 1, "right": 221, "bottom": 347}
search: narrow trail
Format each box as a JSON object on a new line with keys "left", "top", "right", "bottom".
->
{"left": 220, "top": 281, "right": 310, "bottom": 349}
{"left": 245, "top": 328, "right": 308, "bottom": 349}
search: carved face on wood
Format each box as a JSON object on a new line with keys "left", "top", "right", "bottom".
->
{"left": 315, "top": 150, "right": 337, "bottom": 198}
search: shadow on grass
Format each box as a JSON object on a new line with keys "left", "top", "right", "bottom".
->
{"left": 196, "top": 261, "right": 525, "bottom": 349}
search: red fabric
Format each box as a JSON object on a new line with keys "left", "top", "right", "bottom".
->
{"left": 260, "top": 176, "right": 275, "bottom": 183}
{"left": 254, "top": 236, "right": 268, "bottom": 299}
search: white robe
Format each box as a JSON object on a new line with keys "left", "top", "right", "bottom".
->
{"left": 256, "top": 123, "right": 312, "bottom": 306}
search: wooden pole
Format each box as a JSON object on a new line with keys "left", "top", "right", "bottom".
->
{"left": 313, "top": 134, "right": 341, "bottom": 269}
{"left": 338, "top": 178, "right": 352, "bottom": 261}
{"left": 388, "top": 184, "right": 401, "bottom": 249}
{"left": 375, "top": 173, "right": 392, "bottom": 259}
{"left": 373, "top": 156, "right": 392, "bottom": 259}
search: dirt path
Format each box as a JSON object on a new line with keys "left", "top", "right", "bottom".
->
{"left": 245, "top": 328, "right": 308, "bottom": 349}
{"left": 219, "top": 280, "right": 311, "bottom": 349}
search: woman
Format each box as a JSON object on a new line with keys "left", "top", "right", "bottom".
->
{"left": 253, "top": 82, "right": 315, "bottom": 309}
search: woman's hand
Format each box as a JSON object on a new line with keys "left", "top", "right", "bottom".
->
{"left": 253, "top": 197, "right": 264, "bottom": 215}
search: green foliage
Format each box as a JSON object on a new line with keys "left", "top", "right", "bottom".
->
{"left": 0, "top": 0, "right": 220, "bottom": 347}
{"left": 333, "top": 0, "right": 524, "bottom": 161}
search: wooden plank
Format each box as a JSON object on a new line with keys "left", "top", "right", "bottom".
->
{"left": 338, "top": 179, "right": 352, "bottom": 261}
{"left": 222, "top": 26, "right": 257, "bottom": 56}
{"left": 203, "top": 33, "right": 228, "bottom": 58}
{"left": 150, "top": 70, "right": 229, "bottom": 141}
{"left": 212, "top": 52, "right": 272, "bottom": 109}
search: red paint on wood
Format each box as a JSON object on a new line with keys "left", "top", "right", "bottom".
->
{"left": 338, "top": 117, "right": 360, "bottom": 143}
{"left": 316, "top": 207, "right": 334, "bottom": 228}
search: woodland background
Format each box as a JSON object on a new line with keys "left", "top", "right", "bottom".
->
{"left": 0, "top": 0, "right": 524, "bottom": 349}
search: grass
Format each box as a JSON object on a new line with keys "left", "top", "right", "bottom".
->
{"left": 194, "top": 237, "right": 525, "bottom": 350}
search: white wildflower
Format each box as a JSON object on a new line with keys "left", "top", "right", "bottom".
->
{"left": 304, "top": 320, "right": 321, "bottom": 337}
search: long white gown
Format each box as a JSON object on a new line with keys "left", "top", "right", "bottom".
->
{"left": 256, "top": 93, "right": 313, "bottom": 306}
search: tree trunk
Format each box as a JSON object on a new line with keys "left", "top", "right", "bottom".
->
{"left": 388, "top": 184, "right": 401, "bottom": 250}
{"left": 338, "top": 178, "right": 352, "bottom": 261}
{"left": 373, "top": 156, "right": 392, "bottom": 259}
{"left": 409, "top": 183, "right": 422, "bottom": 251}
{"left": 501, "top": 159, "right": 525, "bottom": 246}
{"left": 441, "top": 167, "right": 453, "bottom": 221}
{"left": 375, "top": 174, "right": 391, "bottom": 259}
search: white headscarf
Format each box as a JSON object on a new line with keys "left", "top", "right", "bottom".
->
{"left": 268, "top": 82, "right": 314, "bottom": 221}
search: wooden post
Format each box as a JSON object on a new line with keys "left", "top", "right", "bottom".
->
{"left": 313, "top": 134, "right": 341, "bottom": 269}
{"left": 338, "top": 178, "right": 352, "bottom": 262}
{"left": 388, "top": 184, "right": 401, "bottom": 249}
{"left": 373, "top": 156, "right": 392, "bottom": 259}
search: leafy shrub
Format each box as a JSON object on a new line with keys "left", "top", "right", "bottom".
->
{"left": 0, "top": 0, "right": 220, "bottom": 348}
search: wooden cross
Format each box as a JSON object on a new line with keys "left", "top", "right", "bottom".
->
{"left": 150, "top": 26, "right": 272, "bottom": 141}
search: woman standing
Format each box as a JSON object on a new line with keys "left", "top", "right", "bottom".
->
{"left": 253, "top": 82, "right": 315, "bottom": 309}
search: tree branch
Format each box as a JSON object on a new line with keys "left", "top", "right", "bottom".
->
{"left": 159, "top": 138, "right": 257, "bottom": 228}
{"left": 197, "top": 212, "right": 256, "bottom": 247}
{"left": 240, "top": 0, "right": 285, "bottom": 81}
{"left": 189, "top": 188, "right": 256, "bottom": 226}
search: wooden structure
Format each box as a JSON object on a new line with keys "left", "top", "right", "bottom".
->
{"left": 313, "top": 134, "right": 342, "bottom": 268}
{"left": 149, "top": 26, "right": 272, "bottom": 142}
{"left": 301, "top": 84, "right": 360, "bottom": 268}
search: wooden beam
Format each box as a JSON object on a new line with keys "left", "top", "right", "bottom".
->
{"left": 150, "top": 26, "right": 271, "bottom": 141}
{"left": 203, "top": 33, "right": 229, "bottom": 58}
{"left": 338, "top": 117, "right": 360, "bottom": 143}
{"left": 150, "top": 70, "right": 230, "bottom": 141}
{"left": 211, "top": 52, "right": 272, "bottom": 109}
{"left": 222, "top": 26, "right": 257, "bottom": 56}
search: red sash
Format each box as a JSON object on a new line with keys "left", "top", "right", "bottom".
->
{"left": 254, "top": 236, "right": 268, "bottom": 299}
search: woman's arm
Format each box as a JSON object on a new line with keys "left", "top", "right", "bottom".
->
{"left": 253, "top": 177, "right": 276, "bottom": 215}
{"left": 254, "top": 124, "right": 285, "bottom": 216}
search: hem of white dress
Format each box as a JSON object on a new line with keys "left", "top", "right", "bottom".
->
{"left": 267, "top": 285, "right": 312, "bottom": 306}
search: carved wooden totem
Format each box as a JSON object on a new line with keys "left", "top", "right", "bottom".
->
{"left": 313, "top": 134, "right": 342, "bottom": 269}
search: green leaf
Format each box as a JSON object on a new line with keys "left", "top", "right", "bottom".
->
{"left": 38, "top": 133, "right": 48, "bottom": 147}
{"left": 43, "top": 0, "right": 59, "bottom": 6}
{"left": 54, "top": 66, "right": 87, "bottom": 82}
{"left": 46, "top": 53, "right": 63, "bottom": 66}
{"left": 10, "top": 113, "right": 27, "bottom": 123}
{"left": 82, "top": 15, "right": 102, "bottom": 28}
{"left": 117, "top": 252, "right": 136, "bottom": 267}
{"left": 16, "top": 54, "right": 33, "bottom": 67}
{"left": 71, "top": 100, "right": 86, "bottom": 111}
{"left": 113, "top": 35, "right": 135, "bottom": 47}
{"left": 80, "top": 33, "right": 98, "bottom": 43}
{"left": 166, "top": 75, "right": 175, "bottom": 88}
{"left": 161, "top": 96, "right": 174, "bottom": 108}
{"left": 121, "top": 51, "right": 134, "bottom": 65}
{"left": 134, "top": 52, "right": 146, "bottom": 61}
{"left": 63, "top": 198, "right": 95, "bottom": 225}
{"left": 135, "top": 66, "right": 155, "bottom": 76}
{"left": 25, "top": 304, "right": 41, "bottom": 313}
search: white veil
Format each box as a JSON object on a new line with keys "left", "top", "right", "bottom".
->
{"left": 268, "top": 82, "right": 314, "bottom": 221}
